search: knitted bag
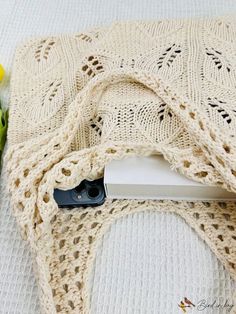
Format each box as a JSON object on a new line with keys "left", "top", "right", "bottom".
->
{"left": 6, "top": 16, "right": 236, "bottom": 313}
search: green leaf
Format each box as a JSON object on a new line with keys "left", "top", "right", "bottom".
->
{"left": 0, "top": 106, "right": 8, "bottom": 163}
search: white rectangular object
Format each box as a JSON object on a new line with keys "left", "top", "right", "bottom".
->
{"left": 104, "top": 156, "right": 236, "bottom": 200}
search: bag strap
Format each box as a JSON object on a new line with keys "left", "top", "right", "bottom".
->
{"left": 5, "top": 69, "right": 236, "bottom": 239}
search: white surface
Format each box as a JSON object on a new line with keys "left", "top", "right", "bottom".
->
{"left": 0, "top": 1, "right": 236, "bottom": 314}
{"left": 90, "top": 211, "right": 235, "bottom": 314}
{"left": 104, "top": 156, "right": 236, "bottom": 200}
{"left": 105, "top": 156, "right": 203, "bottom": 185}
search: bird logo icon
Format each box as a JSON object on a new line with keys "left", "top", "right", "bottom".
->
{"left": 178, "top": 297, "right": 195, "bottom": 312}
{"left": 184, "top": 297, "right": 195, "bottom": 307}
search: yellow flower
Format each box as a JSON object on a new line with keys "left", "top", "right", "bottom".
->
{"left": 0, "top": 64, "right": 5, "bottom": 81}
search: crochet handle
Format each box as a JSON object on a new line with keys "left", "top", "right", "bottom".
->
{"left": 7, "top": 69, "right": 236, "bottom": 191}
{"left": 69, "top": 69, "right": 236, "bottom": 190}
{"left": 5, "top": 68, "right": 236, "bottom": 240}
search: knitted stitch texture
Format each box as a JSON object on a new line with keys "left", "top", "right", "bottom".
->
{"left": 6, "top": 16, "right": 236, "bottom": 313}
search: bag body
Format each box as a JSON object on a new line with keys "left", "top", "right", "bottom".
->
{"left": 6, "top": 16, "right": 236, "bottom": 313}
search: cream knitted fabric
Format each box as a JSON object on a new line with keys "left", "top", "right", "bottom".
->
{"left": 6, "top": 16, "right": 236, "bottom": 313}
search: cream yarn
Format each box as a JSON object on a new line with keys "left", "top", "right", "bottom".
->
{"left": 6, "top": 16, "right": 236, "bottom": 313}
